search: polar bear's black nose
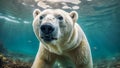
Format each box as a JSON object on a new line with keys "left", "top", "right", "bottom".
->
{"left": 40, "top": 24, "right": 54, "bottom": 34}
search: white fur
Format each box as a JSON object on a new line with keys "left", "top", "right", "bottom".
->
{"left": 32, "top": 9, "right": 93, "bottom": 68}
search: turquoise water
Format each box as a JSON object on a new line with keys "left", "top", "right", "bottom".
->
{"left": 0, "top": 0, "right": 120, "bottom": 63}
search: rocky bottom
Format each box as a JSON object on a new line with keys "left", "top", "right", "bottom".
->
{"left": 0, "top": 54, "right": 32, "bottom": 68}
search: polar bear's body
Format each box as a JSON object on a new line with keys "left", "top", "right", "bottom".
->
{"left": 32, "top": 9, "right": 93, "bottom": 68}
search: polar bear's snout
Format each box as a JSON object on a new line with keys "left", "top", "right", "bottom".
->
{"left": 40, "top": 23, "right": 58, "bottom": 42}
{"left": 40, "top": 23, "right": 55, "bottom": 34}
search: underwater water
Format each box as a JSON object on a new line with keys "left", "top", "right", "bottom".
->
{"left": 0, "top": 0, "right": 120, "bottom": 68}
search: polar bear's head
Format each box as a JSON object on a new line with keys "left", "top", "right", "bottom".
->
{"left": 33, "top": 9, "right": 78, "bottom": 44}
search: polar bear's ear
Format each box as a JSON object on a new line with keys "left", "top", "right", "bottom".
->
{"left": 69, "top": 11, "right": 78, "bottom": 23}
{"left": 33, "top": 9, "right": 41, "bottom": 18}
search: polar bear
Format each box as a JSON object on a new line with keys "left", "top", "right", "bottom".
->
{"left": 32, "top": 9, "right": 93, "bottom": 68}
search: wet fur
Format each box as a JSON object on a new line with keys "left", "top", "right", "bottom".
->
{"left": 32, "top": 9, "right": 93, "bottom": 68}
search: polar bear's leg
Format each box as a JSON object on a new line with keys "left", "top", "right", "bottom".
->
{"left": 32, "top": 53, "right": 56, "bottom": 68}
{"left": 32, "top": 46, "right": 57, "bottom": 68}
{"left": 68, "top": 39, "right": 93, "bottom": 68}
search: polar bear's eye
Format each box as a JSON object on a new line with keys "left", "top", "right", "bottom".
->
{"left": 40, "top": 16, "right": 44, "bottom": 20}
{"left": 57, "top": 15, "right": 63, "bottom": 20}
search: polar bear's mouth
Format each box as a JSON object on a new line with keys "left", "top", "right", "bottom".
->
{"left": 41, "top": 35, "right": 57, "bottom": 42}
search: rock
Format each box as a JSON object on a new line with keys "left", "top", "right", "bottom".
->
{"left": 110, "top": 61, "right": 120, "bottom": 68}
{"left": 0, "top": 54, "right": 32, "bottom": 68}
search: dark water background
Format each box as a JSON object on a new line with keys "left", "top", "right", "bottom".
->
{"left": 0, "top": 0, "right": 120, "bottom": 63}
